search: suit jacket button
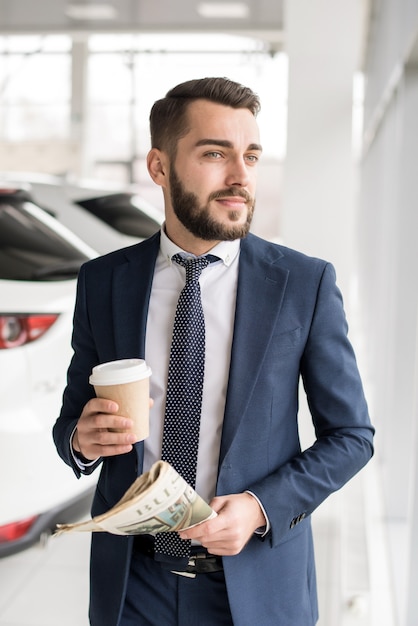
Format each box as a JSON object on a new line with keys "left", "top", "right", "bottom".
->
{"left": 290, "top": 512, "right": 306, "bottom": 529}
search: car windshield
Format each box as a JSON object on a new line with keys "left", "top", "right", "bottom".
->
{"left": 0, "top": 199, "right": 92, "bottom": 281}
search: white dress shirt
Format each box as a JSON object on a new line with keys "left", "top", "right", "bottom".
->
{"left": 143, "top": 228, "right": 240, "bottom": 504}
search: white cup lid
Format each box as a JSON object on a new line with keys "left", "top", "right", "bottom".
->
{"left": 89, "top": 358, "right": 152, "bottom": 386}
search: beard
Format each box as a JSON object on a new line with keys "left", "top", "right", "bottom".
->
{"left": 169, "top": 166, "right": 255, "bottom": 241}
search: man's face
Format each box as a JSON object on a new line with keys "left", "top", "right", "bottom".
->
{"left": 169, "top": 164, "right": 254, "bottom": 241}
{"left": 166, "top": 99, "right": 262, "bottom": 242}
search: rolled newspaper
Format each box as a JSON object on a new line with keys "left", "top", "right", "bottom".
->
{"left": 55, "top": 460, "right": 216, "bottom": 536}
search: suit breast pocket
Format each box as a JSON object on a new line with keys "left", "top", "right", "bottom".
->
{"left": 272, "top": 326, "right": 303, "bottom": 357}
{"left": 261, "top": 327, "right": 304, "bottom": 379}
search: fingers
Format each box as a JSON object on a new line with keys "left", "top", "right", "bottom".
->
{"left": 178, "top": 493, "right": 265, "bottom": 556}
{"left": 75, "top": 398, "right": 137, "bottom": 459}
{"left": 178, "top": 500, "right": 237, "bottom": 555}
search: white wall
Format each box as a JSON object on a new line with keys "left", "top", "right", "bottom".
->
{"left": 282, "top": 2, "right": 385, "bottom": 624}
{"left": 359, "top": 2, "right": 418, "bottom": 623}
{"left": 282, "top": 0, "right": 364, "bottom": 301}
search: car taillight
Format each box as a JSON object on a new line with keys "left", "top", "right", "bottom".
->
{"left": 0, "top": 515, "right": 38, "bottom": 543}
{"left": 0, "top": 314, "right": 59, "bottom": 349}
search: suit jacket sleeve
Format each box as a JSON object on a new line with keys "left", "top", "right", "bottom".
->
{"left": 246, "top": 261, "right": 374, "bottom": 548}
{"left": 52, "top": 261, "right": 102, "bottom": 478}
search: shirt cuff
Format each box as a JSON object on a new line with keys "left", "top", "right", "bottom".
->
{"left": 70, "top": 425, "right": 99, "bottom": 470}
{"left": 245, "top": 490, "right": 271, "bottom": 536}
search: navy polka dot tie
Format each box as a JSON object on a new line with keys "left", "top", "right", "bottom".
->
{"left": 154, "top": 254, "right": 213, "bottom": 564}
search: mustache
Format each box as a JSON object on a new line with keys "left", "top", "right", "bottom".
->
{"left": 208, "top": 188, "right": 253, "bottom": 204}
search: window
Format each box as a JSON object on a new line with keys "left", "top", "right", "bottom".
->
{"left": 0, "top": 35, "right": 72, "bottom": 142}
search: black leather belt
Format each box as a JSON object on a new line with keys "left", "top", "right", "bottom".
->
{"left": 133, "top": 535, "right": 223, "bottom": 577}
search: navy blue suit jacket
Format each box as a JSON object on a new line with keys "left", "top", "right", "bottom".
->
{"left": 53, "top": 231, "right": 374, "bottom": 626}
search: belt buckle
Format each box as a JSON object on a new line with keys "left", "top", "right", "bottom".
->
{"left": 171, "top": 555, "right": 198, "bottom": 578}
{"left": 171, "top": 570, "right": 196, "bottom": 578}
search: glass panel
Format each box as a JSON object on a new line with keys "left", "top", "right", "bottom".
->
{"left": 89, "top": 33, "right": 137, "bottom": 52}
{"left": 87, "top": 104, "right": 132, "bottom": 160}
{"left": 3, "top": 105, "right": 70, "bottom": 141}
{"left": 2, "top": 53, "right": 71, "bottom": 103}
{"left": 89, "top": 32, "right": 265, "bottom": 53}
{"left": 0, "top": 34, "right": 71, "bottom": 53}
{"left": 88, "top": 53, "right": 133, "bottom": 103}
{"left": 0, "top": 36, "right": 71, "bottom": 144}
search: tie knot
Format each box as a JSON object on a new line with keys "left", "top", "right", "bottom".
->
{"left": 172, "top": 254, "right": 214, "bottom": 284}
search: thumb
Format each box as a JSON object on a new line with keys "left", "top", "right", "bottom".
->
{"left": 209, "top": 495, "right": 229, "bottom": 514}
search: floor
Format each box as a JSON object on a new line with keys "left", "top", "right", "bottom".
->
{"left": 0, "top": 528, "right": 91, "bottom": 626}
{"left": 0, "top": 459, "right": 395, "bottom": 626}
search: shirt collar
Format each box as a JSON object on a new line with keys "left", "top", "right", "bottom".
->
{"left": 159, "top": 225, "right": 240, "bottom": 268}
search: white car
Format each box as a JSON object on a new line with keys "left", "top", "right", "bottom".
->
{"left": 1, "top": 172, "right": 164, "bottom": 256}
{"left": 0, "top": 183, "right": 162, "bottom": 557}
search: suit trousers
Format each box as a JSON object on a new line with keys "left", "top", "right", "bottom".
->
{"left": 120, "top": 549, "right": 234, "bottom": 626}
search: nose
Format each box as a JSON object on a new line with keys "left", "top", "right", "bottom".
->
{"left": 224, "top": 157, "right": 250, "bottom": 187}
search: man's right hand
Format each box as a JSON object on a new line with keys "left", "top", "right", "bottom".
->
{"left": 72, "top": 398, "right": 137, "bottom": 461}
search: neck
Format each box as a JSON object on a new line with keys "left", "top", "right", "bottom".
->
{"left": 164, "top": 221, "right": 220, "bottom": 256}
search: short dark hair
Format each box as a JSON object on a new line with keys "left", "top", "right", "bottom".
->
{"left": 149, "top": 77, "right": 261, "bottom": 158}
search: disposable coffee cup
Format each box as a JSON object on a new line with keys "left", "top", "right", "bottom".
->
{"left": 89, "top": 358, "right": 152, "bottom": 442}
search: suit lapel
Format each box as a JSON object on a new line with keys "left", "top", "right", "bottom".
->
{"left": 112, "top": 232, "right": 160, "bottom": 359}
{"left": 110, "top": 233, "right": 160, "bottom": 475}
{"left": 220, "top": 235, "right": 289, "bottom": 463}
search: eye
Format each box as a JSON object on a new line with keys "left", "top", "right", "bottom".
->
{"left": 204, "top": 151, "right": 223, "bottom": 159}
{"left": 246, "top": 154, "right": 260, "bottom": 164}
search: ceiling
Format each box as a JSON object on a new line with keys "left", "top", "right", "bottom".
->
{"left": 0, "top": 0, "right": 284, "bottom": 52}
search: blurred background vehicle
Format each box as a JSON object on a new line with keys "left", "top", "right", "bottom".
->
{"left": 0, "top": 172, "right": 164, "bottom": 254}
{"left": 0, "top": 181, "right": 163, "bottom": 557}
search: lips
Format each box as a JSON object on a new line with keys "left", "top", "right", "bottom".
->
{"left": 216, "top": 197, "right": 248, "bottom": 209}
{"left": 209, "top": 188, "right": 252, "bottom": 205}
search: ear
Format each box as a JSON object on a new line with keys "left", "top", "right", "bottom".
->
{"left": 147, "top": 148, "right": 169, "bottom": 187}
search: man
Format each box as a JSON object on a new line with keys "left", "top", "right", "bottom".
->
{"left": 53, "top": 77, "right": 374, "bottom": 625}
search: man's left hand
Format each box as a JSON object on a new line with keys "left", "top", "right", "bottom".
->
{"left": 178, "top": 492, "right": 266, "bottom": 556}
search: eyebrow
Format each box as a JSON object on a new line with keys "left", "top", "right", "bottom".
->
{"left": 195, "top": 138, "right": 263, "bottom": 152}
